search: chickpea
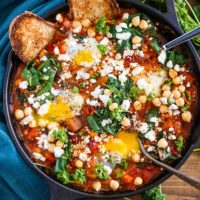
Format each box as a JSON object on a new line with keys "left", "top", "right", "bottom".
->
{"left": 48, "top": 144, "right": 56, "bottom": 153}
{"left": 93, "top": 181, "right": 101, "bottom": 191}
{"left": 121, "top": 117, "right": 131, "bottom": 127}
{"left": 81, "top": 18, "right": 91, "bottom": 28}
{"left": 29, "top": 120, "right": 37, "bottom": 128}
{"left": 14, "top": 109, "right": 24, "bottom": 120}
{"left": 132, "top": 36, "right": 142, "bottom": 44}
{"left": 56, "top": 140, "right": 64, "bottom": 148}
{"left": 24, "top": 107, "right": 33, "bottom": 116}
{"left": 47, "top": 121, "right": 59, "bottom": 130}
{"left": 159, "top": 105, "right": 168, "bottom": 114}
{"left": 178, "top": 85, "right": 186, "bottom": 93}
{"left": 75, "top": 159, "right": 84, "bottom": 168}
{"left": 173, "top": 76, "right": 181, "bottom": 85}
{"left": 182, "top": 111, "right": 192, "bottom": 123}
{"left": 132, "top": 16, "right": 140, "bottom": 27}
{"left": 169, "top": 69, "right": 178, "bottom": 79}
{"left": 138, "top": 95, "right": 147, "bottom": 104}
{"left": 172, "top": 90, "right": 181, "bottom": 99}
{"left": 109, "top": 103, "right": 118, "bottom": 111}
{"left": 139, "top": 20, "right": 148, "bottom": 30}
{"left": 110, "top": 180, "right": 119, "bottom": 191}
{"left": 175, "top": 98, "right": 185, "bottom": 107}
{"left": 152, "top": 98, "right": 161, "bottom": 107}
{"left": 132, "top": 154, "right": 140, "bottom": 163}
{"left": 134, "top": 177, "right": 143, "bottom": 186}
{"left": 48, "top": 134, "right": 55, "bottom": 143}
{"left": 72, "top": 20, "right": 82, "bottom": 29}
{"left": 157, "top": 138, "right": 168, "bottom": 149}
{"left": 38, "top": 119, "right": 47, "bottom": 128}
{"left": 162, "top": 90, "right": 171, "bottom": 99}
{"left": 87, "top": 28, "right": 96, "bottom": 37}
{"left": 134, "top": 101, "right": 142, "bottom": 110}
{"left": 162, "top": 84, "right": 170, "bottom": 91}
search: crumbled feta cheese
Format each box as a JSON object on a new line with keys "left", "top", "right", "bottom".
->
{"left": 119, "top": 22, "right": 128, "bottom": 29}
{"left": 61, "top": 72, "right": 72, "bottom": 80}
{"left": 116, "top": 25, "right": 123, "bottom": 32}
{"left": 28, "top": 95, "right": 34, "bottom": 104}
{"left": 121, "top": 99, "right": 130, "bottom": 111}
{"left": 145, "top": 130, "right": 156, "bottom": 142}
{"left": 132, "top": 66, "right": 144, "bottom": 76}
{"left": 119, "top": 70, "right": 128, "bottom": 85}
{"left": 76, "top": 71, "right": 90, "bottom": 80}
{"left": 147, "top": 146, "right": 156, "bottom": 152}
{"left": 57, "top": 54, "right": 70, "bottom": 62}
{"left": 20, "top": 115, "right": 33, "bottom": 125}
{"left": 90, "top": 79, "right": 96, "bottom": 84}
{"left": 166, "top": 60, "right": 173, "bottom": 68}
{"left": 40, "top": 56, "right": 47, "bottom": 62}
{"left": 33, "top": 152, "right": 46, "bottom": 161}
{"left": 169, "top": 104, "right": 178, "bottom": 110}
{"left": 168, "top": 134, "right": 176, "bottom": 140}
{"left": 100, "top": 37, "right": 109, "bottom": 45}
{"left": 56, "top": 13, "right": 63, "bottom": 22}
{"left": 122, "top": 13, "right": 129, "bottom": 20}
{"left": 54, "top": 147, "right": 64, "bottom": 158}
{"left": 99, "top": 95, "right": 110, "bottom": 106}
{"left": 174, "top": 64, "right": 180, "bottom": 71}
{"left": 168, "top": 127, "right": 174, "bottom": 132}
{"left": 149, "top": 117, "right": 158, "bottom": 123}
{"left": 36, "top": 134, "right": 49, "bottom": 150}
{"left": 54, "top": 47, "right": 60, "bottom": 55}
{"left": 100, "top": 65, "right": 113, "bottom": 76}
{"left": 51, "top": 88, "right": 59, "bottom": 96}
{"left": 103, "top": 163, "right": 113, "bottom": 175}
{"left": 37, "top": 102, "right": 50, "bottom": 116}
{"left": 86, "top": 98, "right": 99, "bottom": 107}
{"left": 130, "top": 63, "right": 139, "bottom": 68}
{"left": 91, "top": 86, "right": 103, "bottom": 98}
{"left": 158, "top": 50, "right": 167, "bottom": 64}
{"left": 115, "top": 53, "right": 122, "bottom": 60}
{"left": 160, "top": 97, "right": 168, "bottom": 105}
{"left": 116, "top": 32, "right": 131, "bottom": 40}
{"left": 173, "top": 110, "right": 180, "bottom": 116}
{"left": 79, "top": 153, "right": 88, "bottom": 161}
{"left": 186, "top": 82, "right": 191, "bottom": 87}
{"left": 139, "top": 123, "right": 149, "bottom": 134}
{"left": 73, "top": 26, "right": 82, "bottom": 33}
{"left": 19, "top": 81, "right": 28, "bottom": 89}
{"left": 101, "top": 119, "right": 112, "bottom": 127}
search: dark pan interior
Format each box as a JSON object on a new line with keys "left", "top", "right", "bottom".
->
{"left": 3, "top": 1, "right": 200, "bottom": 199}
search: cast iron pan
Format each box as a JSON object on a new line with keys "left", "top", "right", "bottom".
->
{"left": 3, "top": 0, "right": 200, "bottom": 199}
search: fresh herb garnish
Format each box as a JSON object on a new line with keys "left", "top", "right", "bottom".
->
{"left": 95, "top": 17, "right": 110, "bottom": 34}
{"left": 120, "top": 157, "right": 130, "bottom": 170}
{"left": 72, "top": 169, "right": 86, "bottom": 184}
{"left": 97, "top": 44, "right": 108, "bottom": 55}
{"left": 150, "top": 39, "right": 161, "bottom": 53}
{"left": 94, "top": 163, "right": 109, "bottom": 180}
{"left": 72, "top": 86, "right": 79, "bottom": 94}
{"left": 116, "top": 170, "right": 122, "bottom": 178}
{"left": 144, "top": 185, "right": 166, "bottom": 200}
{"left": 53, "top": 128, "right": 68, "bottom": 143}
{"left": 181, "top": 104, "right": 190, "bottom": 112}
{"left": 175, "top": 136, "right": 184, "bottom": 152}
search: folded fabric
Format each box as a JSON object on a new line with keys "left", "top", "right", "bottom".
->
{"left": 0, "top": 1, "right": 65, "bottom": 199}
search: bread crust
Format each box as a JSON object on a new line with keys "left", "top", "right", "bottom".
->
{"left": 69, "top": 0, "right": 121, "bottom": 21}
{"left": 9, "top": 11, "right": 56, "bottom": 63}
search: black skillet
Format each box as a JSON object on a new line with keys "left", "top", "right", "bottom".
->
{"left": 3, "top": 0, "right": 200, "bottom": 199}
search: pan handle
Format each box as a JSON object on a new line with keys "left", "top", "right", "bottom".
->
{"left": 163, "top": 0, "right": 182, "bottom": 32}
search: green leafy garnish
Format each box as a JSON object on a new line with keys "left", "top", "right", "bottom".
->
{"left": 94, "top": 163, "right": 109, "bottom": 180}
{"left": 53, "top": 128, "right": 68, "bottom": 143}
{"left": 72, "top": 86, "right": 79, "bottom": 94}
{"left": 175, "top": 136, "right": 184, "bottom": 152}
{"left": 120, "top": 157, "right": 130, "bottom": 170}
{"left": 73, "top": 169, "right": 86, "bottom": 184}
{"left": 97, "top": 44, "right": 108, "bottom": 55}
{"left": 150, "top": 39, "right": 161, "bottom": 53}
{"left": 87, "top": 116, "right": 100, "bottom": 132}
{"left": 116, "top": 170, "right": 122, "bottom": 178}
{"left": 144, "top": 185, "right": 166, "bottom": 200}
{"left": 95, "top": 17, "right": 110, "bottom": 34}
{"left": 147, "top": 92, "right": 156, "bottom": 100}
{"left": 181, "top": 104, "right": 190, "bottom": 112}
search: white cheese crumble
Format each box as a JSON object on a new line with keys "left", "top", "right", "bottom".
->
{"left": 100, "top": 37, "right": 109, "bottom": 45}
{"left": 145, "top": 130, "right": 156, "bottom": 142}
{"left": 57, "top": 54, "right": 70, "bottom": 62}
{"left": 19, "top": 81, "right": 28, "bottom": 89}
{"left": 99, "top": 95, "right": 110, "bottom": 106}
{"left": 121, "top": 99, "right": 130, "bottom": 111}
{"left": 166, "top": 60, "right": 173, "bottom": 68}
{"left": 54, "top": 147, "right": 64, "bottom": 158}
{"left": 54, "top": 47, "right": 60, "bottom": 55}
{"left": 37, "top": 102, "right": 50, "bottom": 116}
{"left": 91, "top": 86, "right": 103, "bottom": 98}
{"left": 61, "top": 72, "right": 72, "bottom": 80}
{"left": 79, "top": 153, "right": 88, "bottom": 161}
{"left": 158, "top": 50, "right": 167, "bottom": 64}
{"left": 76, "top": 71, "right": 90, "bottom": 80}
{"left": 36, "top": 134, "right": 49, "bottom": 150}
{"left": 33, "top": 152, "right": 46, "bottom": 162}
{"left": 116, "top": 32, "right": 131, "bottom": 40}
{"left": 139, "top": 123, "right": 149, "bottom": 134}
{"left": 132, "top": 66, "right": 144, "bottom": 76}
{"left": 86, "top": 98, "right": 99, "bottom": 107}
{"left": 20, "top": 115, "right": 33, "bottom": 125}
{"left": 101, "top": 119, "right": 112, "bottom": 127}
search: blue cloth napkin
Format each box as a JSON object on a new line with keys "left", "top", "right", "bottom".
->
{"left": 0, "top": 1, "right": 65, "bottom": 199}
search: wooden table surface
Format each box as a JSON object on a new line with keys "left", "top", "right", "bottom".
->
{"left": 129, "top": 152, "right": 200, "bottom": 200}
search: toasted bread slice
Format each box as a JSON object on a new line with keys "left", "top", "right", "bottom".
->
{"left": 9, "top": 12, "right": 56, "bottom": 63}
{"left": 69, "top": 0, "right": 120, "bottom": 21}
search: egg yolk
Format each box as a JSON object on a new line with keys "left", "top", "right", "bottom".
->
{"left": 34, "top": 99, "right": 73, "bottom": 123}
{"left": 74, "top": 50, "right": 94, "bottom": 65}
{"left": 103, "top": 131, "right": 140, "bottom": 156}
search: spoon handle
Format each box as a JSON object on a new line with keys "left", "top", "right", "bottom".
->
{"left": 149, "top": 155, "right": 200, "bottom": 190}
{"left": 163, "top": 27, "right": 200, "bottom": 50}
